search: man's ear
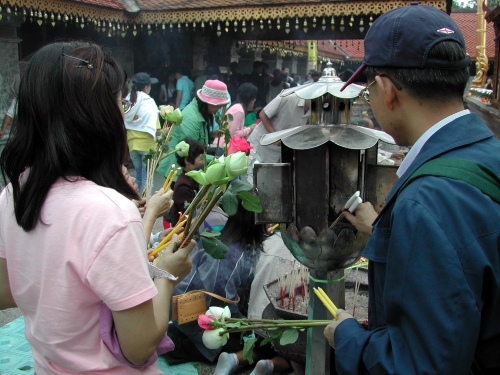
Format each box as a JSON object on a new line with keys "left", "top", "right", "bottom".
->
{"left": 375, "top": 75, "right": 398, "bottom": 111}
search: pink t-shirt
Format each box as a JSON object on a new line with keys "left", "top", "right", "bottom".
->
{"left": 0, "top": 179, "right": 161, "bottom": 375}
{"left": 212, "top": 103, "right": 253, "bottom": 147}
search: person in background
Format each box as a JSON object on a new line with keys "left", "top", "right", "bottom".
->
{"left": 248, "top": 89, "right": 309, "bottom": 163}
{"left": 168, "top": 137, "right": 205, "bottom": 226}
{"left": 244, "top": 102, "right": 262, "bottom": 128}
{"left": 158, "top": 70, "right": 177, "bottom": 106}
{"left": 165, "top": 200, "right": 265, "bottom": 365}
{"left": 0, "top": 41, "right": 196, "bottom": 375}
{"left": 124, "top": 72, "right": 160, "bottom": 195}
{"left": 485, "top": 76, "right": 493, "bottom": 90}
{"left": 227, "top": 61, "right": 243, "bottom": 102}
{"left": 0, "top": 98, "right": 16, "bottom": 139}
{"left": 212, "top": 83, "right": 258, "bottom": 147}
{"left": 326, "top": 4, "right": 500, "bottom": 374}
{"left": 214, "top": 229, "right": 295, "bottom": 375}
{"left": 293, "top": 74, "right": 302, "bottom": 86}
{"left": 157, "top": 80, "right": 230, "bottom": 177}
{"left": 249, "top": 61, "right": 266, "bottom": 106}
{"left": 174, "top": 66, "right": 194, "bottom": 110}
{"left": 267, "top": 70, "right": 290, "bottom": 103}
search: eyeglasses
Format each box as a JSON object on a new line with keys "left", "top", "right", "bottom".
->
{"left": 359, "top": 74, "right": 403, "bottom": 105}
{"left": 121, "top": 99, "right": 133, "bottom": 114}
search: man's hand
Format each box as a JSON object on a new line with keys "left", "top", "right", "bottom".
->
{"left": 323, "top": 309, "right": 355, "bottom": 349}
{"left": 342, "top": 202, "right": 378, "bottom": 235}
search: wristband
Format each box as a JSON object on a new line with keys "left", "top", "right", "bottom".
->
{"left": 148, "top": 263, "right": 178, "bottom": 281}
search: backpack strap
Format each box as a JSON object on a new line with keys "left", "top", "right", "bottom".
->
{"left": 398, "top": 158, "right": 500, "bottom": 204}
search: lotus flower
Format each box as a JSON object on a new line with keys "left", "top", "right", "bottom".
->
{"left": 202, "top": 328, "right": 229, "bottom": 349}
{"left": 166, "top": 108, "right": 183, "bottom": 125}
{"left": 205, "top": 162, "right": 229, "bottom": 185}
{"left": 205, "top": 306, "right": 231, "bottom": 320}
{"left": 159, "top": 105, "right": 174, "bottom": 119}
{"left": 175, "top": 141, "right": 190, "bottom": 157}
{"left": 186, "top": 170, "right": 208, "bottom": 185}
{"left": 224, "top": 151, "right": 249, "bottom": 179}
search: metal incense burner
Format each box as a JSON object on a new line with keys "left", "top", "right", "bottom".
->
{"left": 254, "top": 62, "right": 399, "bottom": 375}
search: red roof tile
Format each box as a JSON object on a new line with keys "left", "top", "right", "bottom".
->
{"left": 327, "top": 11, "right": 495, "bottom": 62}
{"left": 450, "top": 12, "right": 495, "bottom": 59}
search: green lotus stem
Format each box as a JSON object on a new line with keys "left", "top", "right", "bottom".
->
{"left": 182, "top": 184, "right": 212, "bottom": 236}
{"left": 165, "top": 122, "right": 179, "bottom": 143}
{"left": 183, "top": 187, "right": 224, "bottom": 244}
{"left": 219, "top": 321, "right": 330, "bottom": 335}
{"left": 225, "top": 318, "right": 332, "bottom": 324}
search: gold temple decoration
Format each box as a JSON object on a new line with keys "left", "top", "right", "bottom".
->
{"left": 308, "top": 40, "right": 318, "bottom": 70}
{"left": 472, "top": 0, "right": 489, "bottom": 88}
{"left": 1, "top": 0, "right": 447, "bottom": 29}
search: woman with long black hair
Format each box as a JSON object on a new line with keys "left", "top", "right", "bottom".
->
{"left": 0, "top": 42, "right": 196, "bottom": 374}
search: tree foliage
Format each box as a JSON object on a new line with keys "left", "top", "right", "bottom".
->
{"left": 452, "top": 0, "right": 499, "bottom": 9}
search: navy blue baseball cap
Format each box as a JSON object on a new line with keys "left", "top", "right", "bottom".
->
{"left": 132, "top": 72, "right": 158, "bottom": 86}
{"left": 341, "top": 3, "right": 470, "bottom": 91}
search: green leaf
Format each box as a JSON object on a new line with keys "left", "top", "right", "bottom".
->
{"left": 221, "top": 191, "right": 239, "bottom": 216}
{"left": 230, "top": 179, "right": 253, "bottom": 194}
{"left": 238, "top": 191, "right": 262, "bottom": 213}
{"left": 243, "top": 338, "right": 257, "bottom": 365}
{"left": 227, "top": 113, "right": 234, "bottom": 121}
{"left": 224, "top": 128, "right": 231, "bottom": 145}
{"left": 200, "top": 236, "right": 229, "bottom": 259}
{"left": 279, "top": 329, "right": 299, "bottom": 345}
{"left": 260, "top": 337, "right": 274, "bottom": 346}
{"left": 200, "top": 229, "right": 221, "bottom": 238}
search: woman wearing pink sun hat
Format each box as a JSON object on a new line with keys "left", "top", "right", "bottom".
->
{"left": 157, "top": 79, "right": 230, "bottom": 177}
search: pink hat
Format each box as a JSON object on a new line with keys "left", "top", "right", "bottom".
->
{"left": 197, "top": 80, "right": 230, "bottom": 106}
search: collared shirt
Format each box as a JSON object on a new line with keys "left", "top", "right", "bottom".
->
{"left": 397, "top": 109, "right": 470, "bottom": 177}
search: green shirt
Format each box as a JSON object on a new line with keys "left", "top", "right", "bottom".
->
{"left": 157, "top": 98, "right": 209, "bottom": 177}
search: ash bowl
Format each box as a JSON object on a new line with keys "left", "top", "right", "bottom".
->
{"left": 280, "top": 223, "right": 369, "bottom": 271}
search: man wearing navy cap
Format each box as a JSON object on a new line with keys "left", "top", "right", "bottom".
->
{"left": 324, "top": 3, "right": 500, "bottom": 375}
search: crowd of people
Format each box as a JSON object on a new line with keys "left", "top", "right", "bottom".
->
{"left": 0, "top": 4, "right": 499, "bottom": 375}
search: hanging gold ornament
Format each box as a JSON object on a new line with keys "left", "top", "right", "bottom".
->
{"left": 285, "top": 19, "right": 290, "bottom": 34}
{"left": 349, "top": 15, "right": 354, "bottom": 27}
{"left": 359, "top": 17, "right": 364, "bottom": 32}
{"left": 242, "top": 19, "right": 246, "bottom": 33}
{"left": 217, "top": 22, "right": 221, "bottom": 37}
{"left": 322, "top": 17, "right": 326, "bottom": 31}
{"left": 295, "top": 17, "right": 299, "bottom": 30}
{"left": 303, "top": 19, "right": 308, "bottom": 33}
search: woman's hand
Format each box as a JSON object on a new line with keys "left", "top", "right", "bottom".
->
{"left": 211, "top": 129, "right": 225, "bottom": 139}
{"left": 342, "top": 202, "right": 378, "bottom": 235}
{"left": 156, "top": 234, "right": 196, "bottom": 283}
{"left": 145, "top": 189, "right": 173, "bottom": 219}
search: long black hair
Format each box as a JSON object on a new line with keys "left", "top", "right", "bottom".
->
{"left": 231, "top": 83, "right": 257, "bottom": 116}
{"left": 0, "top": 41, "right": 139, "bottom": 231}
{"left": 196, "top": 97, "right": 214, "bottom": 133}
{"left": 218, "top": 200, "right": 266, "bottom": 249}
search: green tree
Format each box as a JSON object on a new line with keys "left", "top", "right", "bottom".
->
{"left": 452, "top": 0, "right": 499, "bottom": 9}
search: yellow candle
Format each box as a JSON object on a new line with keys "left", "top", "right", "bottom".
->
{"left": 157, "top": 219, "right": 186, "bottom": 248}
{"left": 317, "top": 287, "right": 338, "bottom": 313}
{"left": 165, "top": 167, "right": 181, "bottom": 191}
{"left": 163, "top": 165, "right": 176, "bottom": 190}
{"left": 149, "top": 233, "right": 184, "bottom": 258}
{"left": 313, "top": 288, "right": 337, "bottom": 319}
{"left": 268, "top": 223, "right": 279, "bottom": 233}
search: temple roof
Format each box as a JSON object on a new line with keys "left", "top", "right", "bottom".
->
{"left": 5, "top": 0, "right": 450, "bottom": 26}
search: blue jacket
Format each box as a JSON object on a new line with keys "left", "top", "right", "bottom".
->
{"left": 334, "top": 113, "right": 500, "bottom": 375}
